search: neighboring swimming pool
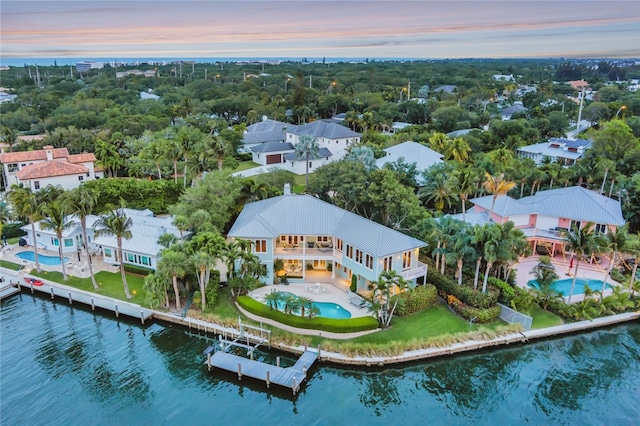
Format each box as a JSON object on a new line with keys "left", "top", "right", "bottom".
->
{"left": 16, "top": 251, "right": 69, "bottom": 266}
{"left": 528, "top": 278, "right": 612, "bottom": 296}
{"left": 264, "top": 291, "right": 352, "bottom": 319}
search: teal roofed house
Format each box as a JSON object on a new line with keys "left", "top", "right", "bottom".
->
{"left": 227, "top": 185, "right": 428, "bottom": 291}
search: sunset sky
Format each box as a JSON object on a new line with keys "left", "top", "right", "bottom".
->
{"left": 1, "top": 1, "right": 639, "bottom": 60}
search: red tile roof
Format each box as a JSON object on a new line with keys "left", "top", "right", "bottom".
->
{"left": 68, "top": 153, "right": 97, "bottom": 163}
{"left": 15, "top": 160, "right": 88, "bottom": 180}
{"left": 0, "top": 148, "right": 69, "bottom": 163}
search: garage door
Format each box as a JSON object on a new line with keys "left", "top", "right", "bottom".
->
{"left": 266, "top": 154, "right": 282, "bottom": 164}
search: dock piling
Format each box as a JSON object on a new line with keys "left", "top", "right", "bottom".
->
{"left": 276, "top": 357, "right": 280, "bottom": 368}
{"left": 266, "top": 370, "right": 270, "bottom": 388}
{"left": 68, "top": 291, "right": 72, "bottom": 304}
{"left": 237, "top": 363, "right": 242, "bottom": 380}
{"left": 115, "top": 304, "right": 119, "bottom": 318}
{"left": 140, "top": 310, "right": 144, "bottom": 324}
{"left": 50, "top": 286, "right": 54, "bottom": 299}
{"left": 207, "top": 353, "right": 211, "bottom": 370}
{"left": 91, "top": 297, "right": 95, "bottom": 311}
{"left": 30, "top": 281, "right": 34, "bottom": 294}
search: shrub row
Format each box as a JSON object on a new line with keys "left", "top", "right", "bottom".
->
{"left": 393, "top": 284, "right": 437, "bottom": 316}
{"left": 428, "top": 270, "right": 499, "bottom": 308}
{"left": 124, "top": 263, "right": 155, "bottom": 276}
{"left": 446, "top": 295, "right": 501, "bottom": 323}
{"left": 237, "top": 296, "right": 379, "bottom": 333}
{"left": 123, "top": 264, "right": 154, "bottom": 276}
{"left": 487, "top": 277, "right": 515, "bottom": 305}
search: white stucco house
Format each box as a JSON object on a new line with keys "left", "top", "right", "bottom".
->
{"left": 241, "top": 119, "right": 361, "bottom": 176}
{"left": 516, "top": 138, "right": 592, "bottom": 166}
{"left": 0, "top": 146, "right": 102, "bottom": 191}
{"left": 20, "top": 208, "right": 188, "bottom": 271}
{"left": 227, "top": 185, "right": 428, "bottom": 291}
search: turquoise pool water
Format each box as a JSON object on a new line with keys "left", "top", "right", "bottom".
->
{"left": 267, "top": 292, "right": 352, "bottom": 319}
{"left": 16, "top": 251, "right": 69, "bottom": 265}
{"left": 528, "top": 277, "right": 611, "bottom": 296}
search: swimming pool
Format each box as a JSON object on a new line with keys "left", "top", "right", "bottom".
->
{"left": 528, "top": 278, "right": 612, "bottom": 296}
{"left": 264, "top": 292, "right": 352, "bottom": 319}
{"left": 16, "top": 251, "right": 69, "bottom": 266}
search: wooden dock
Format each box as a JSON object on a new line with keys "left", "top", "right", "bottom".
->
{"left": 207, "top": 350, "right": 318, "bottom": 394}
{"left": 0, "top": 281, "right": 20, "bottom": 300}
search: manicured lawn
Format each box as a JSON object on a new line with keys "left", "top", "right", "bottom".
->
{"left": 525, "top": 305, "right": 564, "bottom": 329}
{"left": 0, "top": 260, "right": 23, "bottom": 270}
{"left": 6, "top": 237, "right": 21, "bottom": 245}
{"left": 349, "top": 301, "right": 505, "bottom": 344}
{"left": 30, "top": 270, "right": 148, "bottom": 307}
{"left": 234, "top": 161, "right": 260, "bottom": 172}
{"left": 293, "top": 174, "right": 307, "bottom": 193}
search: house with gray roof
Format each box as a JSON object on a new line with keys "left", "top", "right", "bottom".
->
{"left": 500, "top": 104, "right": 528, "bottom": 120}
{"left": 375, "top": 141, "right": 443, "bottom": 185}
{"left": 227, "top": 186, "right": 427, "bottom": 289}
{"left": 462, "top": 186, "right": 625, "bottom": 256}
{"left": 516, "top": 137, "right": 592, "bottom": 166}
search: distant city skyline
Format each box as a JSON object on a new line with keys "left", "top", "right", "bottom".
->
{"left": 1, "top": 1, "right": 639, "bottom": 60}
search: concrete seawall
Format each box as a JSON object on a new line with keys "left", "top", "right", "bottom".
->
{"left": 5, "top": 268, "right": 638, "bottom": 367}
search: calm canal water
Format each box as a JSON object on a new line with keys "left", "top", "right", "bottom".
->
{"left": 2, "top": 293, "right": 639, "bottom": 425}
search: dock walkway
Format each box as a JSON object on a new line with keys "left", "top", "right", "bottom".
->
{"left": 207, "top": 350, "right": 318, "bottom": 394}
{"left": 0, "top": 281, "right": 20, "bottom": 300}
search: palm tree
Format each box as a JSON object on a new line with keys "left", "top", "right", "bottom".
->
{"left": 530, "top": 257, "right": 561, "bottom": 310}
{"left": 371, "top": 270, "right": 408, "bottom": 327}
{"left": 624, "top": 232, "right": 640, "bottom": 293}
{"left": 0, "top": 202, "right": 12, "bottom": 241}
{"left": 143, "top": 272, "right": 170, "bottom": 309}
{"left": 65, "top": 186, "right": 99, "bottom": 289}
{"left": 345, "top": 146, "right": 376, "bottom": 171}
{"left": 40, "top": 201, "right": 74, "bottom": 281}
{"left": 600, "top": 225, "right": 627, "bottom": 298}
{"left": 482, "top": 172, "right": 516, "bottom": 219}
{"left": 294, "top": 134, "right": 320, "bottom": 188}
{"left": 450, "top": 223, "right": 475, "bottom": 285}
{"left": 7, "top": 185, "right": 42, "bottom": 272}
{"left": 191, "top": 251, "right": 215, "bottom": 309}
{"left": 157, "top": 249, "right": 187, "bottom": 311}
{"left": 448, "top": 137, "right": 471, "bottom": 163}
{"left": 264, "top": 291, "right": 283, "bottom": 310}
{"left": 452, "top": 167, "right": 475, "bottom": 222}
{"left": 297, "top": 296, "right": 314, "bottom": 318}
{"left": 93, "top": 205, "right": 134, "bottom": 299}
{"left": 428, "top": 132, "right": 448, "bottom": 154}
{"left": 564, "top": 223, "right": 602, "bottom": 303}
{"left": 0, "top": 125, "right": 19, "bottom": 152}
{"left": 418, "top": 173, "right": 457, "bottom": 212}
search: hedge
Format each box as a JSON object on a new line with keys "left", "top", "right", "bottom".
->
{"left": 84, "top": 178, "right": 184, "bottom": 214}
{"left": 123, "top": 264, "right": 154, "bottom": 276}
{"left": 237, "top": 296, "right": 379, "bottom": 333}
{"left": 428, "top": 270, "right": 499, "bottom": 308}
{"left": 2, "top": 223, "right": 27, "bottom": 239}
{"left": 446, "top": 294, "right": 501, "bottom": 323}
{"left": 487, "top": 277, "right": 515, "bottom": 305}
{"left": 393, "top": 284, "right": 437, "bottom": 316}
{"left": 205, "top": 270, "right": 221, "bottom": 311}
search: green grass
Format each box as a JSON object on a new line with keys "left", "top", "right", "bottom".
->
{"left": 6, "top": 237, "right": 20, "bottom": 245}
{"left": 525, "top": 306, "right": 564, "bottom": 329}
{"left": 293, "top": 174, "right": 307, "bottom": 193}
{"left": 349, "top": 301, "right": 505, "bottom": 344}
{"left": 234, "top": 161, "right": 260, "bottom": 172}
{"left": 30, "top": 270, "right": 149, "bottom": 307}
{"left": 0, "top": 260, "right": 23, "bottom": 270}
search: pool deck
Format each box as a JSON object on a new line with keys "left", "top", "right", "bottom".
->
{"left": 513, "top": 255, "right": 620, "bottom": 303}
{"left": 1, "top": 244, "right": 119, "bottom": 278}
{"left": 250, "top": 283, "right": 373, "bottom": 319}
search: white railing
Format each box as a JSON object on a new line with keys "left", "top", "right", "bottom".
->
{"left": 400, "top": 262, "right": 427, "bottom": 280}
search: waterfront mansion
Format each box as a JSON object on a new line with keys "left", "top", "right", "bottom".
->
{"left": 227, "top": 184, "right": 427, "bottom": 291}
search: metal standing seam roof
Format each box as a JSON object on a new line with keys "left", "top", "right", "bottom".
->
{"left": 375, "top": 141, "right": 443, "bottom": 171}
{"left": 470, "top": 186, "right": 625, "bottom": 226}
{"left": 228, "top": 194, "right": 426, "bottom": 257}
{"left": 516, "top": 143, "right": 584, "bottom": 160}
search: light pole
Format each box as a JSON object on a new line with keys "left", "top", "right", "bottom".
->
{"left": 616, "top": 105, "right": 626, "bottom": 118}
